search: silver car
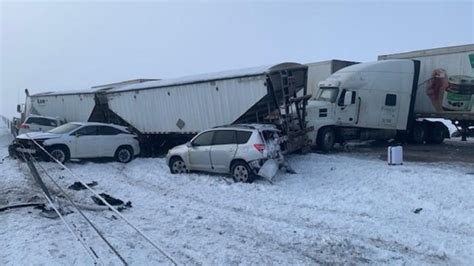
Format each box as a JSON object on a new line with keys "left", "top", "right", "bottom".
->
{"left": 166, "top": 124, "right": 284, "bottom": 182}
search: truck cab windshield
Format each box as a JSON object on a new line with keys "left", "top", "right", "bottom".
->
{"left": 317, "top": 87, "right": 339, "bottom": 103}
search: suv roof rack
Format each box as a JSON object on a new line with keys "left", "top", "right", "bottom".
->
{"left": 213, "top": 124, "right": 255, "bottom": 129}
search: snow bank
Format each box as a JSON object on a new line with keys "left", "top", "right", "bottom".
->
{"left": 1, "top": 123, "right": 473, "bottom": 264}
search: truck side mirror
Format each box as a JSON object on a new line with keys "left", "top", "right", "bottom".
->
{"left": 343, "top": 91, "right": 355, "bottom": 105}
{"left": 17, "top": 105, "right": 21, "bottom": 113}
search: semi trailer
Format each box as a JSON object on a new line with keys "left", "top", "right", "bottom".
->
{"left": 379, "top": 44, "right": 474, "bottom": 141}
{"left": 306, "top": 44, "right": 474, "bottom": 150}
{"left": 18, "top": 63, "right": 310, "bottom": 155}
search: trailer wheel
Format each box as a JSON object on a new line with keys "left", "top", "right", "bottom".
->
{"left": 410, "top": 122, "right": 427, "bottom": 144}
{"left": 427, "top": 122, "right": 447, "bottom": 144}
{"left": 317, "top": 127, "right": 336, "bottom": 151}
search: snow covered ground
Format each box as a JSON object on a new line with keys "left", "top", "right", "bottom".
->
{"left": 1, "top": 123, "right": 473, "bottom": 265}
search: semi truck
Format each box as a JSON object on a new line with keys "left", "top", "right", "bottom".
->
{"left": 306, "top": 44, "right": 474, "bottom": 150}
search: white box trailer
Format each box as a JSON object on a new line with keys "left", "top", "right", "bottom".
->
{"left": 379, "top": 44, "right": 474, "bottom": 116}
{"left": 379, "top": 44, "right": 474, "bottom": 140}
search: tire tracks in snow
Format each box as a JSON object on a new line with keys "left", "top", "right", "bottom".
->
{"left": 106, "top": 163, "right": 450, "bottom": 264}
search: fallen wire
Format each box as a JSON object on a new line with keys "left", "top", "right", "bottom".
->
{"left": 40, "top": 190, "right": 102, "bottom": 265}
{"left": 26, "top": 136, "right": 178, "bottom": 265}
{"left": 0, "top": 202, "right": 45, "bottom": 212}
{"left": 17, "top": 149, "right": 101, "bottom": 265}
{"left": 30, "top": 153, "right": 128, "bottom": 265}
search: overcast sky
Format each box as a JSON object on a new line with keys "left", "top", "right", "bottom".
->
{"left": 1, "top": 0, "right": 473, "bottom": 118}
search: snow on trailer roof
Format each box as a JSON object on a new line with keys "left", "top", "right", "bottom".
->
{"left": 108, "top": 62, "right": 306, "bottom": 93}
{"left": 31, "top": 89, "right": 97, "bottom": 97}
{"left": 378, "top": 44, "right": 474, "bottom": 60}
{"left": 30, "top": 78, "right": 160, "bottom": 97}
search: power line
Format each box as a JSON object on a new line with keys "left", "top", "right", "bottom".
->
{"left": 26, "top": 135, "right": 178, "bottom": 265}
{"left": 18, "top": 149, "right": 101, "bottom": 265}
{"left": 31, "top": 154, "right": 128, "bottom": 265}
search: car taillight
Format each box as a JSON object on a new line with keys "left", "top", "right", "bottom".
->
{"left": 254, "top": 143, "right": 265, "bottom": 153}
{"left": 17, "top": 123, "right": 29, "bottom": 129}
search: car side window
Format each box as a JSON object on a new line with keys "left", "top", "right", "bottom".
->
{"left": 74, "top": 126, "right": 99, "bottom": 136}
{"left": 212, "top": 130, "right": 237, "bottom": 145}
{"left": 236, "top": 131, "right": 252, "bottom": 144}
{"left": 99, "top": 126, "right": 123, "bottom": 135}
{"left": 192, "top": 131, "right": 214, "bottom": 146}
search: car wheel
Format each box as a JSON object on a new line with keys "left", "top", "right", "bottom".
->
{"left": 231, "top": 161, "right": 253, "bottom": 183}
{"left": 115, "top": 146, "right": 133, "bottom": 163}
{"left": 169, "top": 157, "right": 187, "bottom": 174}
{"left": 317, "top": 127, "right": 336, "bottom": 151}
{"left": 48, "top": 146, "right": 69, "bottom": 164}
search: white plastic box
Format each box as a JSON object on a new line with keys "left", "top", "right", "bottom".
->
{"left": 388, "top": 146, "right": 403, "bottom": 165}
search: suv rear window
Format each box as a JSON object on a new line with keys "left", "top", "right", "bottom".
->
{"left": 236, "top": 131, "right": 252, "bottom": 144}
{"left": 213, "top": 130, "right": 236, "bottom": 145}
{"left": 26, "top": 117, "right": 57, "bottom": 127}
{"left": 262, "top": 130, "right": 280, "bottom": 141}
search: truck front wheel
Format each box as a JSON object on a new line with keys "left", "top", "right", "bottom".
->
{"left": 317, "top": 127, "right": 336, "bottom": 151}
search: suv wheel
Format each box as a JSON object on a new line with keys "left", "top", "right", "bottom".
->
{"left": 231, "top": 161, "right": 253, "bottom": 183}
{"left": 169, "top": 157, "right": 187, "bottom": 174}
{"left": 115, "top": 146, "right": 133, "bottom": 163}
{"left": 48, "top": 146, "right": 69, "bottom": 164}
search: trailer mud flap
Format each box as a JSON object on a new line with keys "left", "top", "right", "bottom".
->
{"left": 258, "top": 159, "right": 279, "bottom": 181}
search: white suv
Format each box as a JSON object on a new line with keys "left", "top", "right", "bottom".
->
{"left": 17, "top": 115, "right": 65, "bottom": 135}
{"left": 166, "top": 124, "right": 284, "bottom": 182}
{"left": 14, "top": 122, "right": 140, "bottom": 163}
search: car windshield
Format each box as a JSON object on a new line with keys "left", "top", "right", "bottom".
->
{"left": 48, "top": 123, "right": 81, "bottom": 134}
{"left": 317, "top": 87, "right": 339, "bottom": 103}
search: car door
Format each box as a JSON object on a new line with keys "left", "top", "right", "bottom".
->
{"left": 210, "top": 130, "right": 238, "bottom": 173}
{"left": 97, "top": 126, "right": 124, "bottom": 157}
{"left": 71, "top": 126, "right": 101, "bottom": 158}
{"left": 188, "top": 130, "right": 214, "bottom": 171}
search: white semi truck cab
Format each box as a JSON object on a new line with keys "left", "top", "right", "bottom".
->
{"left": 306, "top": 59, "right": 450, "bottom": 150}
